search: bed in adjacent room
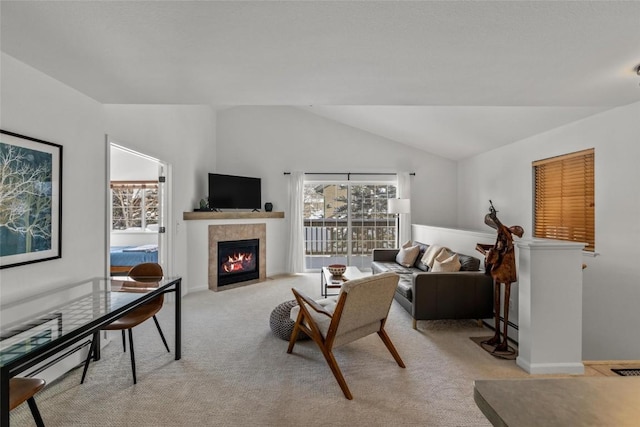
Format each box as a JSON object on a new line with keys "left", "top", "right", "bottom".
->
{"left": 110, "top": 244, "right": 158, "bottom": 275}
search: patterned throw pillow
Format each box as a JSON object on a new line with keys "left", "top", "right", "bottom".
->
{"left": 395, "top": 242, "right": 421, "bottom": 267}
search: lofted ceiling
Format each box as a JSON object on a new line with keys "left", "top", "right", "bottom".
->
{"left": 1, "top": 1, "right": 639, "bottom": 160}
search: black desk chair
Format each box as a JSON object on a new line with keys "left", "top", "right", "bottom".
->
{"left": 10, "top": 377, "right": 46, "bottom": 427}
{"left": 81, "top": 263, "right": 169, "bottom": 384}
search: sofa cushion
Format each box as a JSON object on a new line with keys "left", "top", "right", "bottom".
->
{"left": 373, "top": 261, "right": 416, "bottom": 275}
{"left": 431, "top": 252, "right": 461, "bottom": 272}
{"left": 457, "top": 253, "right": 481, "bottom": 271}
{"left": 395, "top": 242, "right": 420, "bottom": 267}
{"left": 395, "top": 277, "right": 413, "bottom": 302}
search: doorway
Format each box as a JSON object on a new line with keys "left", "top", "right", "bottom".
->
{"left": 107, "top": 141, "right": 172, "bottom": 276}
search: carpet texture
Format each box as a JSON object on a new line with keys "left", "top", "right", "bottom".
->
{"left": 11, "top": 274, "right": 537, "bottom": 426}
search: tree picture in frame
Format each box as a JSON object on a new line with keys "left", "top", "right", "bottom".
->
{"left": 0, "top": 130, "right": 63, "bottom": 268}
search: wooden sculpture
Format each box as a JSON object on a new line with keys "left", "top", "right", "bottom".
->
{"left": 476, "top": 201, "right": 524, "bottom": 353}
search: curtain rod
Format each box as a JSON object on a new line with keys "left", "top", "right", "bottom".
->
{"left": 283, "top": 172, "right": 415, "bottom": 176}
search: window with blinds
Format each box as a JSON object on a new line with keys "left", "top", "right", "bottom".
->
{"left": 533, "top": 148, "right": 594, "bottom": 251}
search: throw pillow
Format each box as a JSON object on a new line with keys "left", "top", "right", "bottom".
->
{"left": 395, "top": 244, "right": 420, "bottom": 267}
{"left": 421, "top": 245, "right": 450, "bottom": 268}
{"left": 431, "top": 251, "right": 461, "bottom": 272}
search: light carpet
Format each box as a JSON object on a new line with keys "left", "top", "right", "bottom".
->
{"left": 11, "top": 274, "right": 535, "bottom": 426}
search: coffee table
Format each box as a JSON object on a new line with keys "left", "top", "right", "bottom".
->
{"left": 320, "top": 266, "right": 368, "bottom": 298}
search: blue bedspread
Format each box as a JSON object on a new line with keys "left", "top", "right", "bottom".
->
{"left": 110, "top": 245, "right": 158, "bottom": 266}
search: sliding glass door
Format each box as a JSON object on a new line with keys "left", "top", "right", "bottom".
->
{"left": 303, "top": 181, "right": 397, "bottom": 270}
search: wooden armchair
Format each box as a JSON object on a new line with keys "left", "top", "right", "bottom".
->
{"left": 287, "top": 272, "right": 405, "bottom": 399}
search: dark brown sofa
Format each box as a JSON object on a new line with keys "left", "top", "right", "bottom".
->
{"left": 371, "top": 241, "right": 494, "bottom": 329}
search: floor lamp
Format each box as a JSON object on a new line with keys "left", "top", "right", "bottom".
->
{"left": 388, "top": 198, "right": 411, "bottom": 248}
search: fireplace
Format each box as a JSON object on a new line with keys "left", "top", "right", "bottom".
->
{"left": 209, "top": 223, "right": 266, "bottom": 291}
{"left": 217, "top": 239, "right": 260, "bottom": 286}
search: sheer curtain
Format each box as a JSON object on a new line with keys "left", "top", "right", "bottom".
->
{"left": 397, "top": 172, "right": 412, "bottom": 245}
{"left": 286, "top": 172, "right": 305, "bottom": 273}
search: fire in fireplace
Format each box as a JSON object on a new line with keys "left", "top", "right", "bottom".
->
{"left": 218, "top": 239, "right": 259, "bottom": 286}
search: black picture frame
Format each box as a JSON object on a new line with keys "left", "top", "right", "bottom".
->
{"left": 0, "top": 130, "right": 63, "bottom": 269}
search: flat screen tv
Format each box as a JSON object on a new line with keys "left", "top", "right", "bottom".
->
{"left": 208, "top": 173, "right": 261, "bottom": 210}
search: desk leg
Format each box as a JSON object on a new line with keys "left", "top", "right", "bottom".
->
{"left": 94, "top": 331, "right": 101, "bottom": 361}
{"left": 175, "top": 279, "right": 182, "bottom": 360}
{"left": 1, "top": 366, "right": 9, "bottom": 426}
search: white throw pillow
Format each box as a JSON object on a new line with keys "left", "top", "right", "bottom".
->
{"left": 396, "top": 244, "right": 420, "bottom": 267}
{"left": 431, "top": 251, "right": 461, "bottom": 272}
{"left": 421, "top": 245, "right": 450, "bottom": 268}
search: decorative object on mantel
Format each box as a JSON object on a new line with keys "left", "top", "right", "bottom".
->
{"left": 194, "top": 197, "right": 216, "bottom": 212}
{"left": 0, "top": 130, "right": 63, "bottom": 269}
{"left": 475, "top": 200, "right": 524, "bottom": 355}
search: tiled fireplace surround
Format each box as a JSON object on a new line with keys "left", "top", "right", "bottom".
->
{"left": 208, "top": 223, "right": 267, "bottom": 291}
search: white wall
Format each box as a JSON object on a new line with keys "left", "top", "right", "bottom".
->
{"left": 110, "top": 146, "right": 158, "bottom": 181}
{"left": 0, "top": 52, "right": 106, "bottom": 384}
{"left": 215, "top": 106, "right": 459, "bottom": 274}
{"left": 103, "top": 105, "right": 216, "bottom": 292}
{"left": 0, "top": 53, "right": 106, "bottom": 302}
{"left": 457, "top": 101, "right": 640, "bottom": 360}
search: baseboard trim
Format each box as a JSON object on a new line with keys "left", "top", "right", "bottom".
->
{"left": 516, "top": 358, "right": 585, "bottom": 375}
{"left": 583, "top": 360, "right": 640, "bottom": 365}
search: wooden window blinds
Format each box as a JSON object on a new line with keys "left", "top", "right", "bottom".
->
{"left": 533, "top": 148, "right": 594, "bottom": 251}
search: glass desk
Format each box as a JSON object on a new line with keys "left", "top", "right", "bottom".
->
{"left": 0, "top": 276, "right": 182, "bottom": 426}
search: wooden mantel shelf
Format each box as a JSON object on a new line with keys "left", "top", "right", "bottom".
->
{"left": 183, "top": 211, "right": 285, "bottom": 220}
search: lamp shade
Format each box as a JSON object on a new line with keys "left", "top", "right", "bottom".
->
{"left": 388, "top": 198, "right": 411, "bottom": 214}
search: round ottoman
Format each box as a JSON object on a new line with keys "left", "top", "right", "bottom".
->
{"left": 270, "top": 299, "right": 309, "bottom": 341}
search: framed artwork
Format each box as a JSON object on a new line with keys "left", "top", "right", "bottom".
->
{"left": 0, "top": 130, "right": 63, "bottom": 269}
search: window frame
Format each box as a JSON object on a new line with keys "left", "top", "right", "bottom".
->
{"left": 302, "top": 180, "right": 398, "bottom": 270}
{"left": 110, "top": 180, "right": 159, "bottom": 233}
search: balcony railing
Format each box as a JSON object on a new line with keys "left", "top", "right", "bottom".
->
{"left": 304, "top": 219, "right": 397, "bottom": 257}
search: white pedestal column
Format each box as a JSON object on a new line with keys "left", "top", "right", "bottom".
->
{"left": 516, "top": 239, "right": 585, "bottom": 375}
